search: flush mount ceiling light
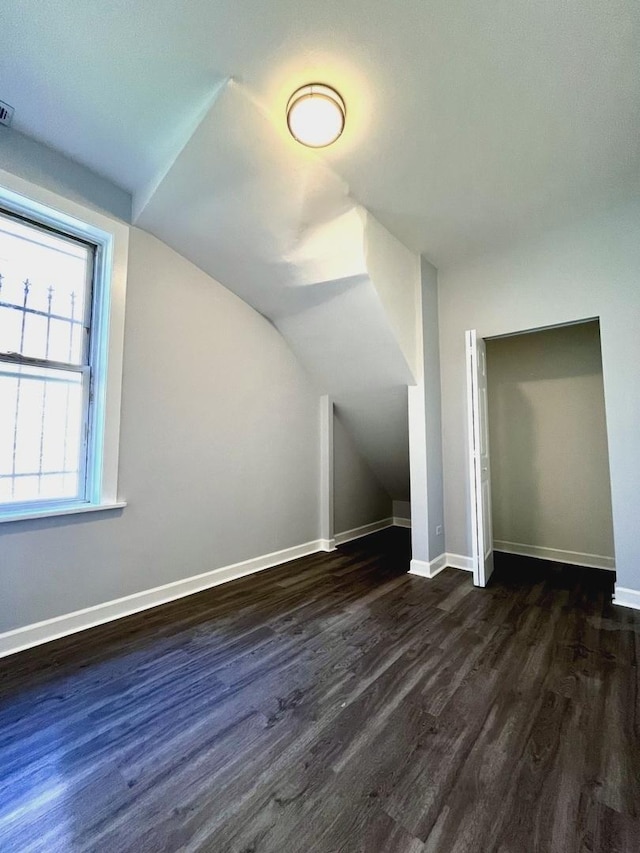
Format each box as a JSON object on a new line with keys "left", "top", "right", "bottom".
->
{"left": 286, "top": 84, "right": 346, "bottom": 148}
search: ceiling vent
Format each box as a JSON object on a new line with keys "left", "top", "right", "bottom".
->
{"left": 0, "top": 100, "right": 15, "bottom": 127}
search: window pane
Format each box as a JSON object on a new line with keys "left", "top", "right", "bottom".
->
{"left": 0, "top": 363, "right": 85, "bottom": 504}
{"left": 0, "top": 211, "right": 92, "bottom": 365}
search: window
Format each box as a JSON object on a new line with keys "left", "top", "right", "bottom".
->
{"left": 0, "top": 176, "right": 128, "bottom": 521}
{"left": 0, "top": 210, "right": 95, "bottom": 506}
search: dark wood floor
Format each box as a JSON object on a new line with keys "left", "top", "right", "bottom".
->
{"left": 1, "top": 530, "right": 639, "bottom": 853}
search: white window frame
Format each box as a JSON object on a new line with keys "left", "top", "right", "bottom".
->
{"left": 0, "top": 170, "right": 128, "bottom": 523}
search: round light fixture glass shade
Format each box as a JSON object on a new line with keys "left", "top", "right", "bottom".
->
{"left": 286, "top": 84, "right": 346, "bottom": 148}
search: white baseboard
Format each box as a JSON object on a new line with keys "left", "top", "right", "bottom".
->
{"left": 410, "top": 552, "right": 448, "bottom": 579}
{"left": 612, "top": 585, "right": 640, "bottom": 611}
{"left": 0, "top": 538, "right": 328, "bottom": 660}
{"left": 494, "top": 540, "right": 615, "bottom": 571}
{"left": 445, "top": 553, "right": 474, "bottom": 572}
{"left": 319, "top": 538, "right": 336, "bottom": 552}
{"left": 333, "top": 516, "right": 412, "bottom": 547}
{"left": 429, "top": 553, "right": 448, "bottom": 576}
{"left": 410, "top": 552, "right": 472, "bottom": 579}
{"left": 409, "top": 559, "right": 431, "bottom": 578}
{"left": 334, "top": 518, "right": 393, "bottom": 546}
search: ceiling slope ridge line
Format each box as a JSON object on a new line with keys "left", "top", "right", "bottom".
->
{"left": 362, "top": 209, "right": 421, "bottom": 383}
{"left": 280, "top": 205, "right": 367, "bottom": 290}
{"left": 132, "top": 76, "right": 232, "bottom": 223}
{"left": 133, "top": 76, "right": 355, "bottom": 226}
{"left": 276, "top": 203, "right": 421, "bottom": 384}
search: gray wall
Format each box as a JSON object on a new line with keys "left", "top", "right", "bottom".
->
{"left": 392, "top": 501, "right": 411, "bottom": 520}
{"left": 334, "top": 414, "right": 392, "bottom": 534}
{"left": 422, "top": 259, "right": 445, "bottom": 557}
{"left": 408, "top": 258, "right": 445, "bottom": 566}
{"left": 0, "top": 228, "right": 322, "bottom": 632}
{"left": 438, "top": 198, "right": 640, "bottom": 591}
{"left": 0, "top": 127, "right": 131, "bottom": 221}
{"left": 486, "top": 322, "right": 614, "bottom": 559}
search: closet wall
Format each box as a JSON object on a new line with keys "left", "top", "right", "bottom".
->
{"left": 486, "top": 321, "right": 614, "bottom": 567}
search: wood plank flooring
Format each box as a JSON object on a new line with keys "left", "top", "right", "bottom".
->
{"left": 1, "top": 529, "right": 639, "bottom": 852}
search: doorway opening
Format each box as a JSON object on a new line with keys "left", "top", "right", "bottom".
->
{"left": 466, "top": 319, "right": 615, "bottom": 587}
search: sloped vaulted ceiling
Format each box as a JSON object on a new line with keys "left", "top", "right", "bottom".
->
{"left": 2, "top": 0, "right": 639, "bottom": 498}
{"left": 3, "top": 0, "right": 638, "bottom": 265}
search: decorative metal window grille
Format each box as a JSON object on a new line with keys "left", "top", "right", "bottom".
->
{"left": 0, "top": 209, "right": 95, "bottom": 507}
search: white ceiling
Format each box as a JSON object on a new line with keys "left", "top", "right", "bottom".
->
{"left": 3, "top": 0, "right": 638, "bottom": 267}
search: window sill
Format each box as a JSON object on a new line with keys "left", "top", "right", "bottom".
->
{"left": 0, "top": 501, "right": 127, "bottom": 524}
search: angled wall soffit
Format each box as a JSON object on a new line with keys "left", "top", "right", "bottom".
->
{"left": 132, "top": 79, "right": 420, "bottom": 496}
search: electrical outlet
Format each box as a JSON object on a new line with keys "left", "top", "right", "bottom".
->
{"left": 435, "top": 525, "right": 443, "bottom": 536}
{"left": 0, "top": 100, "right": 14, "bottom": 127}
